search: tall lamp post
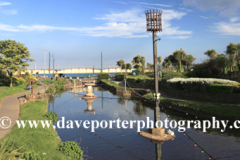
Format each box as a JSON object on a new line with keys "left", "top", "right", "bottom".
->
{"left": 44, "top": 49, "right": 47, "bottom": 79}
{"left": 49, "top": 52, "right": 51, "bottom": 78}
{"left": 101, "top": 52, "right": 103, "bottom": 73}
{"left": 145, "top": 9, "right": 162, "bottom": 127}
{"left": 52, "top": 54, "right": 54, "bottom": 74}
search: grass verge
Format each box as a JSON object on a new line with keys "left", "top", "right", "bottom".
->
{"left": 2, "top": 100, "right": 69, "bottom": 160}
{"left": 0, "top": 84, "right": 39, "bottom": 102}
{"left": 144, "top": 93, "right": 240, "bottom": 118}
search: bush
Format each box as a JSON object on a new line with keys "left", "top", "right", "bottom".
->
{"left": 162, "top": 71, "right": 186, "bottom": 80}
{"left": 22, "top": 151, "right": 40, "bottom": 160}
{"left": 12, "top": 77, "right": 26, "bottom": 86}
{"left": 115, "top": 73, "right": 128, "bottom": 81}
{"left": 98, "top": 73, "right": 110, "bottom": 80}
{"left": 165, "top": 78, "right": 240, "bottom": 94}
{"left": 46, "top": 86, "right": 55, "bottom": 94}
{"left": 58, "top": 141, "right": 83, "bottom": 160}
{"left": 126, "top": 78, "right": 137, "bottom": 84}
{"left": 43, "top": 112, "right": 59, "bottom": 123}
{"left": 54, "top": 78, "right": 66, "bottom": 92}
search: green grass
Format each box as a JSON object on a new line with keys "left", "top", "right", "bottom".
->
{"left": 144, "top": 93, "right": 240, "bottom": 118}
{"left": 0, "top": 84, "right": 39, "bottom": 102}
{"left": 101, "top": 79, "right": 130, "bottom": 90}
{"left": 127, "top": 74, "right": 153, "bottom": 79}
{"left": 2, "top": 100, "right": 69, "bottom": 160}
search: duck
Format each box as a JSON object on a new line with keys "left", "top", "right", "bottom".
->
{"left": 166, "top": 129, "right": 175, "bottom": 136}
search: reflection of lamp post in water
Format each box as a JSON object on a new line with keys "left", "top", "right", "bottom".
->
{"left": 83, "top": 98, "right": 96, "bottom": 114}
{"left": 82, "top": 82, "right": 98, "bottom": 113}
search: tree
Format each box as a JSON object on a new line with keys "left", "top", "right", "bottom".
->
{"left": 204, "top": 49, "right": 218, "bottom": 59}
{"left": 126, "top": 63, "right": 132, "bottom": 71}
{"left": 173, "top": 50, "right": 186, "bottom": 72}
{"left": 228, "top": 55, "right": 236, "bottom": 72}
{"left": 131, "top": 54, "right": 145, "bottom": 74}
{"left": 121, "top": 63, "right": 127, "bottom": 73}
{"left": 183, "top": 54, "right": 196, "bottom": 70}
{"left": 0, "top": 40, "right": 34, "bottom": 87}
{"left": 226, "top": 43, "right": 237, "bottom": 56}
{"left": 116, "top": 59, "right": 125, "bottom": 73}
{"left": 215, "top": 54, "right": 229, "bottom": 74}
{"left": 163, "top": 57, "right": 171, "bottom": 70}
{"left": 157, "top": 56, "right": 162, "bottom": 65}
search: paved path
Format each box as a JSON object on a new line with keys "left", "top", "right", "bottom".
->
{"left": 0, "top": 85, "right": 50, "bottom": 139}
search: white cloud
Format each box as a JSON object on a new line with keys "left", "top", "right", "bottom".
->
{"left": 0, "top": 9, "right": 192, "bottom": 38}
{"left": 200, "top": 16, "right": 208, "bottom": 19}
{"left": 213, "top": 22, "right": 240, "bottom": 36}
{"left": 230, "top": 17, "right": 239, "bottom": 23}
{"left": 113, "top": 1, "right": 127, "bottom": 5}
{"left": 169, "top": 36, "right": 191, "bottom": 39}
{"left": 0, "top": 2, "right": 11, "bottom": 6}
{"left": 179, "top": 7, "right": 193, "bottom": 12}
{"left": 2, "top": 9, "right": 17, "bottom": 15}
{"left": 131, "top": 2, "right": 171, "bottom": 7}
{"left": 0, "top": 23, "right": 20, "bottom": 31}
{"left": 182, "top": 0, "right": 240, "bottom": 17}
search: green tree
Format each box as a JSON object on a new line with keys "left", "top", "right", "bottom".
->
{"left": 215, "top": 54, "right": 229, "bottom": 74}
{"left": 183, "top": 54, "right": 196, "bottom": 70}
{"left": 122, "top": 63, "right": 127, "bottom": 73}
{"left": 126, "top": 63, "right": 132, "bottom": 71}
{"left": 226, "top": 43, "right": 238, "bottom": 71}
{"left": 131, "top": 54, "right": 145, "bottom": 74}
{"left": 147, "top": 62, "right": 153, "bottom": 69}
{"left": 226, "top": 43, "right": 237, "bottom": 56}
{"left": 157, "top": 56, "right": 162, "bottom": 65}
{"left": 204, "top": 49, "right": 218, "bottom": 59}
{"left": 163, "top": 57, "right": 171, "bottom": 70}
{"left": 173, "top": 50, "right": 186, "bottom": 72}
{"left": 116, "top": 59, "right": 125, "bottom": 74}
{"left": 0, "top": 40, "right": 34, "bottom": 87}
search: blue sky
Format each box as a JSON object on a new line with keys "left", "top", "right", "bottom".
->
{"left": 0, "top": 0, "right": 240, "bottom": 69}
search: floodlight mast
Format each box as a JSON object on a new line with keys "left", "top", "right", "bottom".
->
{"left": 145, "top": 9, "right": 162, "bottom": 128}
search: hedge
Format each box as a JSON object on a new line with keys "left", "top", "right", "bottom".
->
{"left": 98, "top": 73, "right": 110, "bottom": 80}
{"left": 115, "top": 73, "right": 128, "bottom": 81}
{"left": 164, "top": 78, "right": 240, "bottom": 94}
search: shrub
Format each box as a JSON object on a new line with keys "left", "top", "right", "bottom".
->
{"left": 54, "top": 78, "right": 66, "bottom": 92}
{"left": 165, "top": 78, "right": 240, "bottom": 94}
{"left": 167, "top": 78, "right": 238, "bottom": 84}
{"left": 98, "top": 73, "right": 110, "bottom": 80}
{"left": 126, "top": 78, "right": 137, "bottom": 84}
{"left": 58, "top": 141, "right": 83, "bottom": 160}
{"left": 162, "top": 71, "right": 186, "bottom": 80}
{"left": 0, "top": 138, "right": 24, "bottom": 159}
{"left": 22, "top": 151, "right": 40, "bottom": 160}
{"left": 46, "top": 86, "right": 55, "bottom": 94}
{"left": 43, "top": 112, "right": 59, "bottom": 123}
{"left": 12, "top": 77, "right": 26, "bottom": 86}
{"left": 115, "top": 73, "right": 128, "bottom": 81}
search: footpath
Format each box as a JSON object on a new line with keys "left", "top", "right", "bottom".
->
{"left": 0, "top": 85, "right": 50, "bottom": 139}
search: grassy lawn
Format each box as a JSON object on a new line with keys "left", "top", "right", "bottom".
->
{"left": 101, "top": 79, "right": 130, "bottom": 89}
{"left": 0, "top": 84, "right": 39, "bottom": 102}
{"left": 2, "top": 100, "right": 69, "bottom": 160}
{"left": 127, "top": 74, "right": 153, "bottom": 79}
{"left": 144, "top": 93, "right": 240, "bottom": 118}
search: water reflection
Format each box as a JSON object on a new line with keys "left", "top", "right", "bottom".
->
{"left": 83, "top": 98, "right": 96, "bottom": 114}
{"left": 48, "top": 88, "right": 240, "bottom": 160}
{"left": 133, "top": 101, "right": 147, "bottom": 117}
